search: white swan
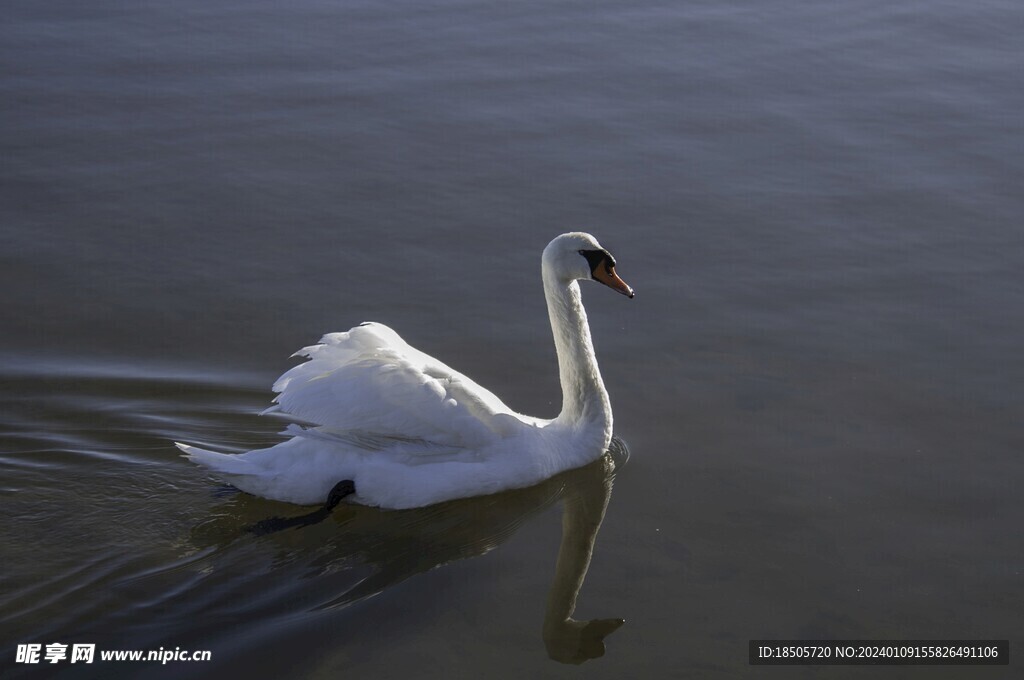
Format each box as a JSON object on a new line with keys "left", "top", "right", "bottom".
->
{"left": 176, "top": 232, "right": 633, "bottom": 509}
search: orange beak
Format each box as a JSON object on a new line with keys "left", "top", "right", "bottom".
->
{"left": 593, "top": 263, "right": 634, "bottom": 298}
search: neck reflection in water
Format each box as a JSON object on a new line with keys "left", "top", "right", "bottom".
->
{"left": 193, "top": 438, "right": 629, "bottom": 664}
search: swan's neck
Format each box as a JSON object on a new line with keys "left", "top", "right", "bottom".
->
{"left": 543, "top": 271, "right": 612, "bottom": 438}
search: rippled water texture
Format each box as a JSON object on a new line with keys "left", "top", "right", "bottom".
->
{"left": 2, "top": 0, "right": 1022, "bottom": 678}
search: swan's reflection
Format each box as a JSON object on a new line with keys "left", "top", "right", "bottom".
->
{"left": 194, "top": 437, "right": 628, "bottom": 663}
{"left": 541, "top": 442, "right": 626, "bottom": 664}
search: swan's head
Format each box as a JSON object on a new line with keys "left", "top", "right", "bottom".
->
{"left": 543, "top": 232, "right": 634, "bottom": 298}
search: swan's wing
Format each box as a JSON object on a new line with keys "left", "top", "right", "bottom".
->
{"left": 266, "top": 323, "right": 524, "bottom": 449}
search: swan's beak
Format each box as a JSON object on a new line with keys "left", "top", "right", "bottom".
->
{"left": 594, "top": 264, "right": 635, "bottom": 299}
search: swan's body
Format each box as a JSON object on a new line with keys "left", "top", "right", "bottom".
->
{"left": 177, "top": 232, "right": 633, "bottom": 509}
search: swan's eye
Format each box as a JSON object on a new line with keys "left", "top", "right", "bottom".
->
{"left": 578, "top": 249, "right": 610, "bottom": 278}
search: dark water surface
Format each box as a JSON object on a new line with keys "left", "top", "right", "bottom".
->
{"left": 2, "top": 0, "right": 1022, "bottom": 677}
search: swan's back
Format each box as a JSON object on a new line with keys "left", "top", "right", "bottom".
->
{"left": 267, "top": 322, "right": 530, "bottom": 448}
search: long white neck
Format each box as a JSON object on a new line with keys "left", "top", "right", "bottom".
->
{"left": 542, "top": 266, "right": 613, "bottom": 439}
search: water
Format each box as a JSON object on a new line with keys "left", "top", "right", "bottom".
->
{"left": 2, "top": 0, "right": 1022, "bottom": 677}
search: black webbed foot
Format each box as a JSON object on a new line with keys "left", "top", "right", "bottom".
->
{"left": 246, "top": 480, "right": 356, "bottom": 536}
{"left": 325, "top": 479, "right": 356, "bottom": 510}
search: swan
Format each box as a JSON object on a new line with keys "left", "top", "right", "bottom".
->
{"left": 176, "top": 232, "right": 633, "bottom": 510}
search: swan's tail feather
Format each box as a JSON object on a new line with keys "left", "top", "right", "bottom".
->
{"left": 175, "top": 442, "right": 258, "bottom": 476}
